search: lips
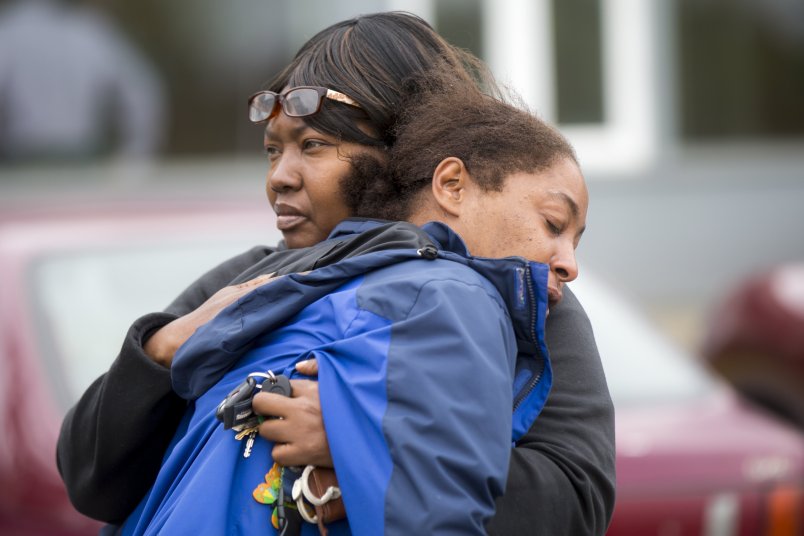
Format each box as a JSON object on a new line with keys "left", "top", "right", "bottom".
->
{"left": 547, "top": 287, "right": 563, "bottom": 309}
{"left": 273, "top": 203, "right": 307, "bottom": 231}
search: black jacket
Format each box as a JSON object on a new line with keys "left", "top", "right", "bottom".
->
{"left": 57, "top": 226, "right": 615, "bottom": 535}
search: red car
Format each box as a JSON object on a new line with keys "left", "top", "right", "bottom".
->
{"left": 1, "top": 197, "right": 802, "bottom": 535}
{"left": 701, "top": 264, "right": 804, "bottom": 433}
{"left": 574, "top": 276, "right": 804, "bottom": 535}
{"left": 0, "top": 196, "right": 273, "bottom": 535}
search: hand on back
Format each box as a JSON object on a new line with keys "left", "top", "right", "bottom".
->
{"left": 144, "top": 273, "right": 279, "bottom": 367}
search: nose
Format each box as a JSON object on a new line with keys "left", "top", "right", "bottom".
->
{"left": 267, "top": 150, "right": 302, "bottom": 194}
{"left": 551, "top": 244, "right": 579, "bottom": 283}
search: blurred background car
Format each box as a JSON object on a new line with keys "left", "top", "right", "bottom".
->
{"left": 701, "top": 264, "right": 804, "bottom": 433}
{"left": 1, "top": 195, "right": 802, "bottom": 535}
{"left": 576, "top": 274, "right": 804, "bottom": 536}
{"left": 0, "top": 192, "right": 273, "bottom": 535}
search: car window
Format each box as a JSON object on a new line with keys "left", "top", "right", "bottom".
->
{"left": 571, "top": 274, "right": 714, "bottom": 407}
{"left": 29, "top": 240, "right": 259, "bottom": 411}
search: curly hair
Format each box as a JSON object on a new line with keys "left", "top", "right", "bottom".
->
{"left": 343, "top": 70, "right": 578, "bottom": 221}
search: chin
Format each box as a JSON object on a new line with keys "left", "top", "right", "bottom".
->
{"left": 282, "top": 234, "right": 304, "bottom": 249}
{"left": 282, "top": 230, "right": 322, "bottom": 250}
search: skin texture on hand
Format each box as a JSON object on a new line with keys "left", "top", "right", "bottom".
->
{"left": 253, "top": 359, "right": 332, "bottom": 467}
{"left": 143, "top": 273, "right": 278, "bottom": 367}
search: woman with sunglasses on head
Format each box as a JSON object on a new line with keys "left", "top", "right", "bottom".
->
{"left": 57, "top": 12, "right": 615, "bottom": 536}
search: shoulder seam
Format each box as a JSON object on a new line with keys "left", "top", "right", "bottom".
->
{"left": 402, "top": 277, "right": 511, "bottom": 323}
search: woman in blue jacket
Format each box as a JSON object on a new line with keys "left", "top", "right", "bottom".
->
{"left": 57, "top": 12, "right": 614, "bottom": 536}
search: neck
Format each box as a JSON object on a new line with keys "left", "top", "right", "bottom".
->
{"left": 406, "top": 194, "right": 448, "bottom": 228}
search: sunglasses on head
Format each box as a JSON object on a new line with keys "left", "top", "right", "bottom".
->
{"left": 248, "top": 86, "right": 362, "bottom": 123}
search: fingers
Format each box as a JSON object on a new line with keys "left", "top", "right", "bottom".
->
{"left": 199, "top": 272, "right": 280, "bottom": 320}
{"left": 251, "top": 381, "right": 319, "bottom": 420}
{"left": 294, "top": 359, "right": 319, "bottom": 376}
{"left": 220, "top": 271, "right": 286, "bottom": 306}
{"left": 236, "top": 272, "right": 277, "bottom": 290}
{"left": 254, "top": 380, "right": 333, "bottom": 467}
{"left": 143, "top": 273, "right": 283, "bottom": 368}
{"left": 258, "top": 415, "right": 294, "bottom": 443}
{"left": 271, "top": 441, "right": 333, "bottom": 468}
{"left": 270, "top": 442, "right": 300, "bottom": 467}
{"left": 288, "top": 379, "right": 318, "bottom": 397}
{"left": 252, "top": 390, "right": 294, "bottom": 419}
{"left": 266, "top": 426, "right": 334, "bottom": 468}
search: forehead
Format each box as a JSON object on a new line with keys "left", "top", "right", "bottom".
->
{"left": 263, "top": 113, "right": 315, "bottom": 139}
{"left": 507, "top": 159, "right": 588, "bottom": 209}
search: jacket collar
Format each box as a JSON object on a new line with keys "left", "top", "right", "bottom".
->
{"left": 329, "top": 219, "right": 549, "bottom": 356}
{"left": 327, "top": 218, "right": 396, "bottom": 240}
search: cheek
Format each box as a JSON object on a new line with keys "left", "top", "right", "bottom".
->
{"left": 494, "top": 215, "right": 536, "bottom": 256}
{"left": 507, "top": 226, "right": 553, "bottom": 263}
{"left": 265, "top": 175, "right": 276, "bottom": 204}
{"left": 306, "top": 166, "right": 352, "bottom": 224}
{"left": 527, "top": 241, "right": 552, "bottom": 264}
{"left": 524, "top": 230, "right": 555, "bottom": 263}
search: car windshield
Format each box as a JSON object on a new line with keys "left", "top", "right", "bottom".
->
{"left": 570, "top": 274, "right": 714, "bottom": 407}
{"left": 30, "top": 240, "right": 260, "bottom": 411}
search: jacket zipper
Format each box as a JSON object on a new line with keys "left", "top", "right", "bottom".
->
{"left": 513, "top": 263, "right": 545, "bottom": 412}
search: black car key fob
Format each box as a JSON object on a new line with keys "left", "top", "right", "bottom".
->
{"left": 215, "top": 372, "right": 292, "bottom": 430}
{"left": 261, "top": 373, "right": 293, "bottom": 397}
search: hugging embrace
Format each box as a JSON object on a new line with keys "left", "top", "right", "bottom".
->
{"left": 58, "top": 12, "right": 615, "bottom": 536}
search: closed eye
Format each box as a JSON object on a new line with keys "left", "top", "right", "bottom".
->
{"left": 546, "top": 219, "right": 562, "bottom": 236}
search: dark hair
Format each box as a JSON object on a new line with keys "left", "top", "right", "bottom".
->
{"left": 267, "top": 11, "right": 497, "bottom": 148}
{"left": 345, "top": 70, "right": 578, "bottom": 220}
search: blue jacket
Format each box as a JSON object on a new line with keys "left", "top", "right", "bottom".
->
{"left": 121, "top": 220, "right": 552, "bottom": 536}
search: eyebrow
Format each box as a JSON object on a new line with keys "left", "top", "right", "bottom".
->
{"left": 548, "top": 191, "right": 579, "bottom": 218}
{"left": 263, "top": 123, "right": 310, "bottom": 142}
{"left": 548, "top": 191, "right": 586, "bottom": 236}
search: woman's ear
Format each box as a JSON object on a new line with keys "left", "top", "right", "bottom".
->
{"left": 430, "top": 157, "right": 470, "bottom": 218}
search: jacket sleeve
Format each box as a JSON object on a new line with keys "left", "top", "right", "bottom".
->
{"left": 486, "top": 286, "right": 617, "bottom": 536}
{"left": 55, "top": 246, "right": 272, "bottom": 522}
{"left": 317, "top": 274, "right": 518, "bottom": 536}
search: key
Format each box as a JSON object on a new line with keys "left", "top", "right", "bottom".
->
{"left": 243, "top": 430, "right": 257, "bottom": 458}
{"left": 234, "top": 425, "right": 260, "bottom": 441}
{"left": 235, "top": 425, "right": 260, "bottom": 458}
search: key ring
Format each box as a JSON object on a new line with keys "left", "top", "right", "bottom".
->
{"left": 247, "top": 371, "right": 277, "bottom": 389}
{"left": 216, "top": 370, "right": 287, "bottom": 430}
